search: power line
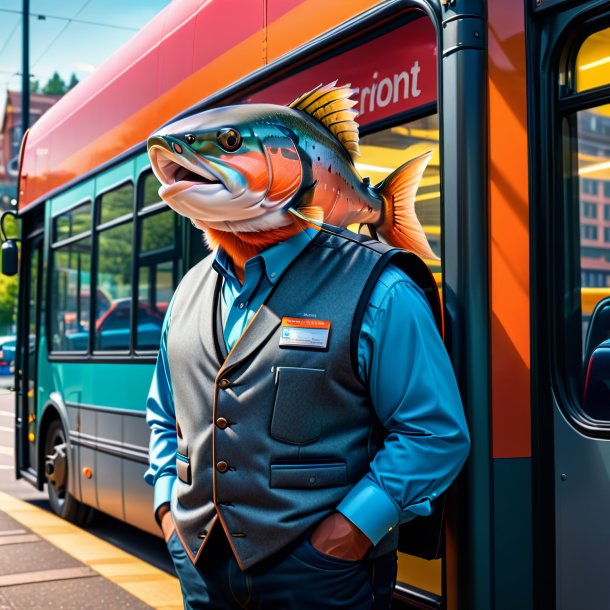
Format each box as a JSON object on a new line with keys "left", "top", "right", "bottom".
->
{"left": 0, "top": 18, "right": 20, "bottom": 61}
{"left": 0, "top": 8, "right": 139, "bottom": 32}
{"left": 31, "top": 0, "right": 93, "bottom": 68}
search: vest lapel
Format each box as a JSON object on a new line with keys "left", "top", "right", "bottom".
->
{"left": 218, "top": 305, "right": 281, "bottom": 375}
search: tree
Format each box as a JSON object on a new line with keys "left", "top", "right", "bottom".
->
{"left": 0, "top": 213, "right": 19, "bottom": 333}
{"left": 0, "top": 274, "right": 18, "bottom": 332}
{"left": 42, "top": 72, "right": 67, "bottom": 95}
{"left": 30, "top": 80, "right": 40, "bottom": 94}
{"left": 68, "top": 73, "right": 79, "bottom": 90}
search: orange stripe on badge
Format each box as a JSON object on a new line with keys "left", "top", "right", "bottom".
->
{"left": 281, "top": 317, "right": 331, "bottom": 329}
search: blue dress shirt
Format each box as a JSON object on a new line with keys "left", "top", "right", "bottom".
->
{"left": 145, "top": 229, "right": 470, "bottom": 546}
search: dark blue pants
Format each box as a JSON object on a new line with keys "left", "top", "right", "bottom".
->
{"left": 167, "top": 526, "right": 397, "bottom": 610}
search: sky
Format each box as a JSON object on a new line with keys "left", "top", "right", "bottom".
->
{"left": 0, "top": 0, "right": 171, "bottom": 111}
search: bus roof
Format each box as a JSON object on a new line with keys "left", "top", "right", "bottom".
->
{"left": 18, "top": 0, "right": 380, "bottom": 213}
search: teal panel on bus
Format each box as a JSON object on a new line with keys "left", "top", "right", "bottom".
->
{"left": 94, "top": 158, "right": 136, "bottom": 194}
{"left": 49, "top": 179, "right": 95, "bottom": 216}
{"left": 38, "top": 357, "right": 155, "bottom": 414}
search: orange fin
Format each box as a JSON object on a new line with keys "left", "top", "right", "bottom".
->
{"left": 374, "top": 151, "right": 438, "bottom": 260}
{"left": 287, "top": 205, "right": 325, "bottom": 230}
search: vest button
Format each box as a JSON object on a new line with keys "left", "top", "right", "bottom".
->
{"left": 218, "top": 378, "right": 231, "bottom": 389}
{"left": 216, "top": 417, "right": 229, "bottom": 429}
{"left": 216, "top": 460, "right": 229, "bottom": 473}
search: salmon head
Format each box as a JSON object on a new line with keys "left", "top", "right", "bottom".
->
{"left": 147, "top": 102, "right": 322, "bottom": 233}
{"left": 148, "top": 83, "right": 436, "bottom": 260}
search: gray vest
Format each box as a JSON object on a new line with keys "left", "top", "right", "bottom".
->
{"left": 167, "top": 230, "right": 441, "bottom": 569}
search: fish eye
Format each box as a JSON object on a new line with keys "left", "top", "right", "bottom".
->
{"left": 217, "top": 128, "right": 242, "bottom": 152}
{"left": 185, "top": 134, "right": 196, "bottom": 145}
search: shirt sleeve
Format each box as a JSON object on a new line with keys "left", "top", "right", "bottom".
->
{"left": 336, "top": 264, "right": 470, "bottom": 545}
{"left": 144, "top": 297, "right": 178, "bottom": 514}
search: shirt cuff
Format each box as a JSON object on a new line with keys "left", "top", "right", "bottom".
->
{"left": 336, "top": 478, "right": 400, "bottom": 546}
{"left": 153, "top": 474, "right": 176, "bottom": 514}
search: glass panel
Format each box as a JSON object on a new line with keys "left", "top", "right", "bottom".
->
{"left": 53, "top": 203, "right": 91, "bottom": 243}
{"left": 95, "top": 222, "right": 133, "bottom": 350}
{"left": 141, "top": 210, "right": 174, "bottom": 253}
{"left": 357, "top": 114, "right": 441, "bottom": 283}
{"left": 576, "top": 27, "right": 610, "bottom": 93}
{"left": 575, "top": 106, "right": 610, "bottom": 419}
{"left": 50, "top": 238, "right": 92, "bottom": 351}
{"left": 141, "top": 172, "right": 164, "bottom": 209}
{"left": 99, "top": 182, "right": 133, "bottom": 226}
{"left": 136, "top": 209, "right": 179, "bottom": 350}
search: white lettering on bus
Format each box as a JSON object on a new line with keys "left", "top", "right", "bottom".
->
{"left": 354, "top": 60, "right": 422, "bottom": 116}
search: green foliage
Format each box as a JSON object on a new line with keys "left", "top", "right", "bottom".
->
{"left": 0, "top": 272, "right": 18, "bottom": 329}
{"left": 42, "top": 72, "right": 67, "bottom": 95}
{"left": 41, "top": 72, "right": 79, "bottom": 96}
{"left": 0, "top": 212, "right": 19, "bottom": 328}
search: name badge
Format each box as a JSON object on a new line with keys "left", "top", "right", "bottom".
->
{"left": 279, "top": 317, "right": 331, "bottom": 349}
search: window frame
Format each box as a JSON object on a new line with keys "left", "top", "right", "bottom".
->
{"left": 552, "top": 16, "right": 610, "bottom": 434}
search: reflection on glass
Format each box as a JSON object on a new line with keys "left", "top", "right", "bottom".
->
{"left": 575, "top": 105, "right": 610, "bottom": 419}
{"left": 358, "top": 114, "right": 441, "bottom": 282}
{"left": 576, "top": 106, "right": 610, "bottom": 339}
{"left": 95, "top": 222, "right": 133, "bottom": 350}
{"left": 141, "top": 210, "right": 174, "bottom": 253}
{"left": 576, "top": 27, "right": 610, "bottom": 93}
{"left": 53, "top": 203, "right": 91, "bottom": 243}
{"left": 137, "top": 209, "right": 178, "bottom": 350}
{"left": 51, "top": 239, "right": 92, "bottom": 351}
{"left": 141, "top": 172, "right": 163, "bottom": 209}
{"left": 99, "top": 183, "right": 133, "bottom": 226}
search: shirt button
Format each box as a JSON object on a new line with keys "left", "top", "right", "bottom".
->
{"left": 216, "top": 417, "right": 229, "bottom": 429}
{"left": 270, "top": 272, "right": 276, "bottom": 278}
{"left": 216, "top": 460, "right": 229, "bottom": 473}
{"left": 218, "top": 378, "right": 231, "bottom": 389}
{"left": 238, "top": 302, "right": 245, "bottom": 309}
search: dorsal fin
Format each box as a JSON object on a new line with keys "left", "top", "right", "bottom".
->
{"left": 289, "top": 82, "right": 360, "bottom": 159}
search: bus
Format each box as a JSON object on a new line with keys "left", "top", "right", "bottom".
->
{"left": 3, "top": 0, "right": 610, "bottom": 608}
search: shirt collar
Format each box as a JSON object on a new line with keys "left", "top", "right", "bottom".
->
{"left": 213, "top": 228, "right": 318, "bottom": 284}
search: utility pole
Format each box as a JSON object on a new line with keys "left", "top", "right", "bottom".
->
{"left": 21, "top": 0, "right": 29, "bottom": 137}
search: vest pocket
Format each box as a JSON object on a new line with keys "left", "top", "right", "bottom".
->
{"left": 270, "top": 461, "right": 347, "bottom": 489}
{"left": 271, "top": 367, "right": 326, "bottom": 444}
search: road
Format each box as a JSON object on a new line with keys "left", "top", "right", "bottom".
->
{"left": 0, "top": 381, "right": 174, "bottom": 575}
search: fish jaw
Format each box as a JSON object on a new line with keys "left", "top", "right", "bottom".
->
{"left": 147, "top": 132, "right": 297, "bottom": 232}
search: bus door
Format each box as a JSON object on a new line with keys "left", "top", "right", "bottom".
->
{"left": 531, "top": 3, "right": 610, "bottom": 609}
{"left": 15, "top": 225, "right": 43, "bottom": 481}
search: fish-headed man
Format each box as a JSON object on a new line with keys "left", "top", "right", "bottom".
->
{"left": 144, "top": 83, "right": 470, "bottom": 610}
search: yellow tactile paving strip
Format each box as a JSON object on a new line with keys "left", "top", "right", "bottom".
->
{"left": 0, "top": 491, "right": 182, "bottom": 610}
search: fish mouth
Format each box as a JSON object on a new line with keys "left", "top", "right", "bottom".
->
{"left": 148, "top": 144, "right": 225, "bottom": 193}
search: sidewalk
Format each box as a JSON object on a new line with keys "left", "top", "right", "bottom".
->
{"left": 0, "top": 492, "right": 182, "bottom": 610}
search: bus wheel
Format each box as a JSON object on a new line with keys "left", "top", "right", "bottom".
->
{"left": 44, "top": 419, "right": 93, "bottom": 526}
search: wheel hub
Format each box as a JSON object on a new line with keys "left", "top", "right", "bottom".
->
{"left": 45, "top": 442, "right": 67, "bottom": 496}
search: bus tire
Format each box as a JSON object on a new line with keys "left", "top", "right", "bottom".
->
{"left": 44, "top": 419, "right": 94, "bottom": 526}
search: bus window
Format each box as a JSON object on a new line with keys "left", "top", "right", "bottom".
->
{"left": 95, "top": 182, "right": 134, "bottom": 351}
{"left": 50, "top": 238, "right": 92, "bottom": 352}
{"left": 136, "top": 171, "right": 181, "bottom": 351}
{"left": 576, "top": 27, "right": 610, "bottom": 93}
{"left": 53, "top": 202, "right": 92, "bottom": 243}
{"left": 566, "top": 29, "right": 610, "bottom": 420}
{"left": 141, "top": 171, "right": 163, "bottom": 210}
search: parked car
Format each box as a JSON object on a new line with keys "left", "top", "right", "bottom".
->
{"left": 0, "top": 336, "right": 16, "bottom": 376}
